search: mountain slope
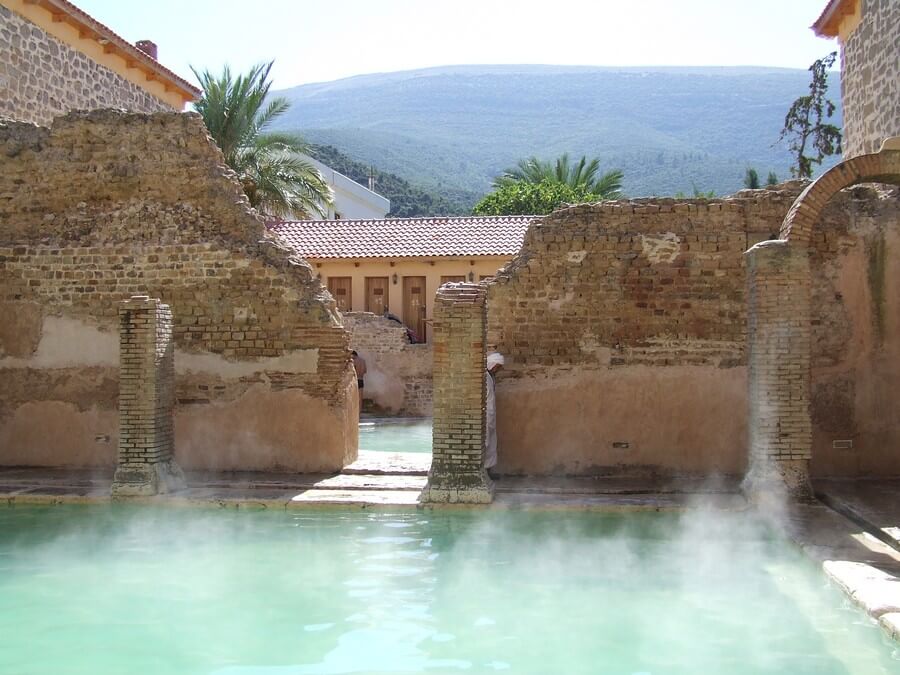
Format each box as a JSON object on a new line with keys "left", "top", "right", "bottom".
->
{"left": 306, "top": 144, "right": 471, "bottom": 216}
{"left": 274, "top": 65, "right": 842, "bottom": 206}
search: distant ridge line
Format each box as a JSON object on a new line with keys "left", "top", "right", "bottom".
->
{"left": 276, "top": 63, "right": 811, "bottom": 93}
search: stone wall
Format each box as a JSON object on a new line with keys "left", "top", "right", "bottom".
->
{"left": 840, "top": 0, "right": 899, "bottom": 158}
{"left": 0, "top": 110, "right": 358, "bottom": 472}
{"left": 0, "top": 5, "right": 173, "bottom": 126}
{"left": 343, "top": 312, "right": 432, "bottom": 416}
{"left": 487, "top": 184, "right": 899, "bottom": 478}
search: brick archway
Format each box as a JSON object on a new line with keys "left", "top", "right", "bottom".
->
{"left": 745, "top": 138, "right": 900, "bottom": 499}
{"left": 780, "top": 140, "right": 900, "bottom": 243}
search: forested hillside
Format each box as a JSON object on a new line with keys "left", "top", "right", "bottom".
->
{"left": 306, "top": 144, "right": 471, "bottom": 217}
{"left": 276, "top": 65, "right": 842, "bottom": 211}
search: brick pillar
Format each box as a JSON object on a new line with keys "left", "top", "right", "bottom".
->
{"left": 421, "top": 283, "right": 494, "bottom": 504}
{"left": 745, "top": 241, "right": 813, "bottom": 501}
{"left": 112, "top": 296, "right": 185, "bottom": 497}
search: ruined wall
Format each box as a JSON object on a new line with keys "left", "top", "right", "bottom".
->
{"left": 0, "top": 110, "right": 358, "bottom": 472}
{"left": 487, "top": 184, "right": 899, "bottom": 477}
{"left": 808, "top": 185, "right": 899, "bottom": 477}
{"left": 343, "top": 312, "right": 432, "bottom": 416}
{"left": 0, "top": 5, "right": 173, "bottom": 126}
{"left": 840, "top": 0, "right": 900, "bottom": 158}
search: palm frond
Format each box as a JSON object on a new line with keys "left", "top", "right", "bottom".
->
{"left": 492, "top": 153, "right": 624, "bottom": 200}
{"left": 589, "top": 169, "right": 624, "bottom": 199}
{"left": 192, "top": 61, "right": 334, "bottom": 216}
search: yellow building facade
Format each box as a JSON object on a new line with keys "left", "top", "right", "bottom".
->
{"left": 272, "top": 216, "right": 533, "bottom": 343}
{"left": 313, "top": 256, "right": 510, "bottom": 343}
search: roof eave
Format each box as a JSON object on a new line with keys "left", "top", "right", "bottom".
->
{"left": 22, "top": 0, "right": 201, "bottom": 100}
{"left": 300, "top": 253, "right": 519, "bottom": 261}
{"left": 811, "top": 0, "right": 851, "bottom": 38}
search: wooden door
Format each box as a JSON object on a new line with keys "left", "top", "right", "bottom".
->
{"left": 365, "top": 276, "right": 389, "bottom": 315}
{"left": 402, "top": 276, "right": 426, "bottom": 343}
{"left": 327, "top": 276, "right": 352, "bottom": 312}
{"left": 440, "top": 275, "right": 465, "bottom": 285}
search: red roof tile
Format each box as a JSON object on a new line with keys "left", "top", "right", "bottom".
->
{"left": 269, "top": 216, "right": 534, "bottom": 259}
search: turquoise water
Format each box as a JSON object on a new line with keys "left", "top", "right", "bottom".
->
{"left": 360, "top": 419, "right": 432, "bottom": 454}
{"left": 0, "top": 506, "right": 898, "bottom": 674}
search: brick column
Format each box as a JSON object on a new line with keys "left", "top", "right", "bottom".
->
{"left": 744, "top": 241, "right": 812, "bottom": 501}
{"left": 421, "top": 283, "right": 494, "bottom": 504}
{"left": 112, "top": 296, "right": 185, "bottom": 497}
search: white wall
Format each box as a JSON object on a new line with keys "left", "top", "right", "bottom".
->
{"left": 302, "top": 154, "right": 391, "bottom": 220}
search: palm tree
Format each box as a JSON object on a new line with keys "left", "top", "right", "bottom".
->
{"left": 191, "top": 61, "right": 333, "bottom": 218}
{"left": 494, "top": 153, "right": 623, "bottom": 199}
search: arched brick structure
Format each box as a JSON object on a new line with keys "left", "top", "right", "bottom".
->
{"left": 746, "top": 138, "right": 900, "bottom": 500}
{"left": 780, "top": 139, "right": 900, "bottom": 243}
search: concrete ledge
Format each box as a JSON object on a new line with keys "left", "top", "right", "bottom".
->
{"left": 824, "top": 560, "right": 900, "bottom": 618}
{"left": 0, "top": 468, "right": 752, "bottom": 511}
{"left": 879, "top": 613, "right": 900, "bottom": 641}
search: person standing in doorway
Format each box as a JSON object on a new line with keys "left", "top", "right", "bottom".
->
{"left": 485, "top": 352, "right": 504, "bottom": 477}
{"left": 352, "top": 350, "right": 367, "bottom": 408}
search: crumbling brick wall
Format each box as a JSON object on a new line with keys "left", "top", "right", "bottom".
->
{"left": 0, "top": 110, "right": 358, "bottom": 472}
{"left": 487, "top": 184, "right": 899, "bottom": 477}
{"left": 343, "top": 312, "right": 432, "bottom": 416}
{"left": 0, "top": 5, "right": 173, "bottom": 126}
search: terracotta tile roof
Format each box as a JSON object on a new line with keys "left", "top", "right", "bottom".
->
{"left": 23, "top": 0, "right": 200, "bottom": 101}
{"left": 269, "top": 216, "right": 534, "bottom": 259}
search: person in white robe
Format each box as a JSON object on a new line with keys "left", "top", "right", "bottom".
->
{"left": 484, "top": 352, "right": 504, "bottom": 471}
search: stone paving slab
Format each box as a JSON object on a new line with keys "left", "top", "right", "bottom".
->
{"left": 784, "top": 503, "right": 900, "bottom": 563}
{"left": 824, "top": 560, "right": 900, "bottom": 619}
{"left": 313, "top": 474, "right": 427, "bottom": 491}
{"left": 782, "top": 501, "right": 900, "bottom": 642}
{"left": 289, "top": 489, "right": 422, "bottom": 507}
{"left": 495, "top": 475, "right": 743, "bottom": 495}
{"left": 879, "top": 613, "right": 900, "bottom": 641}
{"left": 343, "top": 450, "right": 431, "bottom": 476}
{"left": 0, "top": 466, "right": 753, "bottom": 512}
{"left": 183, "top": 471, "right": 336, "bottom": 489}
{"left": 495, "top": 490, "right": 747, "bottom": 511}
{"left": 815, "top": 478, "right": 900, "bottom": 550}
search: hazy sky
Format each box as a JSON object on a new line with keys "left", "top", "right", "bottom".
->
{"left": 73, "top": 0, "right": 838, "bottom": 90}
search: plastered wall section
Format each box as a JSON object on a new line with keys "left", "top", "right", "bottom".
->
{"left": 313, "top": 257, "right": 510, "bottom": 343}
{"left": 807, "top": 185, "right": 899, "bottom": 477}
{"left": 0, "top": 4, "right": 175, "bottom": 126}
{"left": 487, "top": 184, "right": 899, "bottom": 478}
{"left": 343, "top": 312, "right": 432, "bottom": 416}
{"left": 0, "top": 110, "right": 358, "bottom": 472}
{"left": 839, "top": 0, "right": 900, "bottom": 158}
